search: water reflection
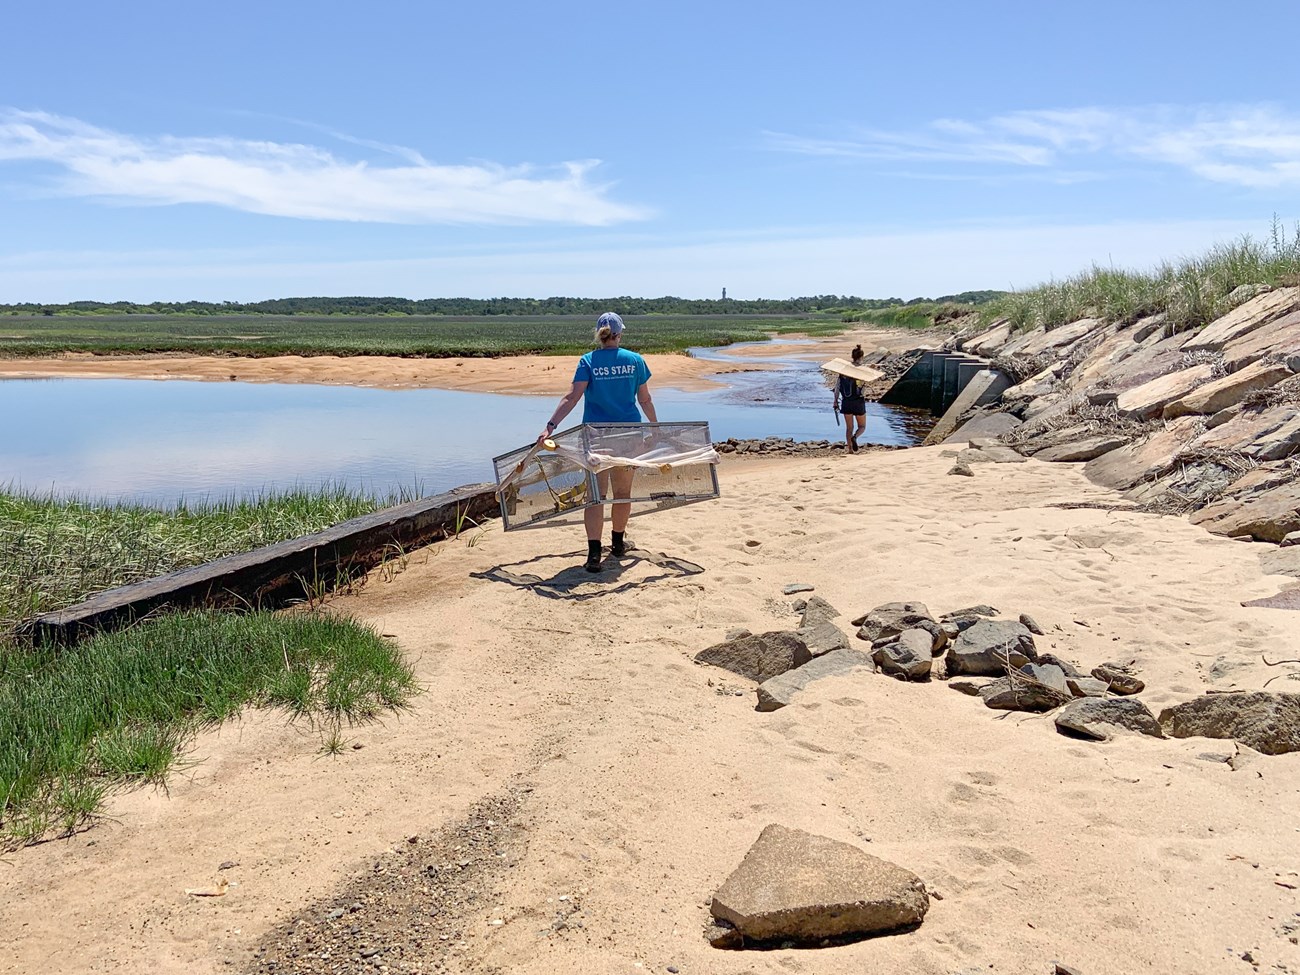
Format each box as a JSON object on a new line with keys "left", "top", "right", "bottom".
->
{"left": 1, "top": 342, "right": 928, "bottom": 504}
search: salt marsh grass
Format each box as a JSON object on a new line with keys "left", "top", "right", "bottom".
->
{"left": 985, "top": 218, "right": 1300, "bottom": 333}
{"left": 0, "top": 484, "right": 414, "bottom": 632}
{"left": 0, "top": 610, "right": 416, "bottom": 845}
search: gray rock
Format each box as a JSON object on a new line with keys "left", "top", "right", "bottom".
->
{"left": 755, "top": 648, "right": 874, "bottom": 711}
{"left": 943, "top": 604, "right": 1000, "bottom": 620}
{"left": 1034, "top": 435, "right": 1130, "bottom": 463}
{"left": 1091, "top": 664, "right": 1145, "bottom": 695}
{"left": 979, "top": 676, "right": 1068, "bottom": 712}
{"left": 852, "top": 602, "right": 935, "bottom": 643}
{"left": 914, "top": 618, "right": 948, "bottom": 655}
{"left": 940, "top": 620, "right": 961, "bottom": 640}
{"left": 1038, "top": 653, "right": 1083, "bottom": 678}
{"left": 783, "top": 583, "right": 816, "bottom": 595}
{"left": 1055, "top": 698, "right": 1164, "bottom": 741}
{"left": 1019, "top": 612, "right": 1046, "bottom": 635}
{"left": 946, "top": 619, "right": 1038, "bottom": 677}
{"left": 957, "top": 444, "right": 1027, "bottom": 465}
{"left": 724, "top": 627, "right": 753, "bottom": 641}
{"left": 799, "top": 595, "right": 841, "bottom": 629}
{"left": 948, "top": 462, "right": 975, "bottom": 476}
{"left": 1157, "top": 692, "right": 1300, "bottom": 755}
{"left": 796, "top": 621, "right": 851, "bottom": 658}
{"left": 873, "top": 629, "right": 934, "bottom": 681}
{"left": 1280, "top": 530, "right": 1300, "bottom": 548}
{"left": 947, "top": 679, "right": 988, "bottom": 696}
{"left": 696, "top": 631, "right": 812, "bottom": 683}
{"left": 1019, "top": 662, "right": 1070, "bottom": 696}
{"left": 1191, "top": 481, "right": 1300, "bottom": 542}
{"left": 791, "top": 598, "right": 807, "bottom": 612}
{"left": 710, "top": 824, "right": 929, "bottom": 942}
{"left": 1066, "top": 676, "right": 1111, "bottom": 698}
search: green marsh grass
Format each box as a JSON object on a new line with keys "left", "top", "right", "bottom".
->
{"left": 0, "top": 610, "right": 417, "bottom": 845}
{"left": 0, "top": 313, "right": 845, "bottom": 359}
{"left": 984, "top": 219, "right": 1300, "bottom": 333}
{"left": 0, "top": 484, "right": 415, "bottom": 632}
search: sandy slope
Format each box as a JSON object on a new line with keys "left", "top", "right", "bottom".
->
{"left": 0, "top": 327, "right": 930, "bottom": 395}
{"left": 3, "top": 447, "right": 1299, "bottom": 975}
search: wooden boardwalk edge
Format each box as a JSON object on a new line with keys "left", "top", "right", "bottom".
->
{"left": 17, "top": 482, "right": 499, "bottom": 647}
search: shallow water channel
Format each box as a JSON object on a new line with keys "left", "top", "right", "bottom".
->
{"left": 1, "top": 342, "right": 929, "bottom": 505}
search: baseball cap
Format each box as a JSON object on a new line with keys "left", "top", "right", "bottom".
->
{"left": 597, "top": 312, "right": 625, "bottom": 336}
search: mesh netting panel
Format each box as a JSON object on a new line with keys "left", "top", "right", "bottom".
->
{"left": 493, "top": 422, "right": 719, "bottom": 531}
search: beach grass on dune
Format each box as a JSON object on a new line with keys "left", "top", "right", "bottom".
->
{"left": 0, "top": 484, "right": 411, "bottom": 633}
{"left": 983, "top": 219, "right": 1300, "bottom": 333}
{"left": 0, "top": 609, "right": 417, "bottom": 846}
{"left": 0, "top": 312, "right": 844, "bottom": 359}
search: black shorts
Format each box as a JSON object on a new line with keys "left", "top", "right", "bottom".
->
{"left": 840, "top": 397, "right": 866, "bottom": 416}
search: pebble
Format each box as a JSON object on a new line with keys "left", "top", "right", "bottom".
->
{"left": 782, "top": 583, "right": 815, "bottom": 595}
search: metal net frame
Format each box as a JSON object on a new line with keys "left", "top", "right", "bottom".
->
{"left": 493, "top": 422, "right": 720, "bottom": 531}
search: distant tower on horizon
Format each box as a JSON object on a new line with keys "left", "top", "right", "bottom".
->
{"left": 722, "top": 287, "right": 727, "bottom": 300}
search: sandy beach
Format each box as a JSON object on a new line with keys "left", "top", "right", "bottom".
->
{"left": 3, "top": 444, "right": 1298, "bottom": 975}
{"left": 0, "top": 327, "right": 929, "bottom": 395}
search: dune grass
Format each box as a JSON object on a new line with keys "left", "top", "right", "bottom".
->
{"left": 983, "top": 218, "right": 1300, "bottom": 333}
{"left": 840, "top": 301, "right": 974, "bottom": 329}
{"left": 0, "top": 609, "right": 417, "bottom": 846}
{"left": 0, "top": 485, "right": 414, "bottom": 633}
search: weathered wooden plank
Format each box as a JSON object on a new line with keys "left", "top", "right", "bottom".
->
{"left": 17, "top": 483, "right": 498, "bottom": 646}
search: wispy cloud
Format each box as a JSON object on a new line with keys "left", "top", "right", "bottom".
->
{"left": 767, "top": 104, "right": 1300, "bottom": 188}
{"left": 0, "top": 109, "right": 651, "bottom": 225}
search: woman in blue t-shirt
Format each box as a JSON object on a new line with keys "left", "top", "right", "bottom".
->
{"left": 539, "top": 312, "right": 658, "bottom": 572}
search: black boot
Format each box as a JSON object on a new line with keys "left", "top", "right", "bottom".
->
{"left": 584, "top": 539, "right": 603, "bottom": 573}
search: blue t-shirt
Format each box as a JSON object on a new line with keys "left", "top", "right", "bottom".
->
{"left": 574, "top": 348, "right": 652, "bottom": 423}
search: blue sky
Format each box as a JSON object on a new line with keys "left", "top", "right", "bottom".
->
{"left": 3, "top": 0, "right": 1299, "bottom": 303}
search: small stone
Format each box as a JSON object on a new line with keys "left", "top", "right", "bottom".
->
{"left": 1019, "top": 613, "right": 1045, "bottom": 635}
{"left": 327, "top": 908, "right": 346, "bottom": 920}
{"left": 1055, "top": 964, "right": 1084, "bottom": 975}
{"left": 873, "top": 629, "right": 934, "bottom": 681}
{"left": 791, "top": 598, "right": 808, "bottom": 612}
{"left": 783, "top": 583, "right": 815, "bottom": 595}
{"left": 1066, "top": 676, "right": 1110, "bottom": 698}
{"left": 1281, "top": 530, "right": 1300, "bottom": 548}
{"left": 1092, "top": 664, "right": 1145, "bottom": 695}
{"left": 947, "top": 679, "right": 987, "bottom": 696}
{"left": 724, "top": 628, "right": 752, "bottom": 641}
{"left": 948, "top": 462, "right": 975, "bottom": 476}
{"left": 704, "top": 921, "right": 742, "bottom": 948}
{"left": 218, "top": 861, "right": 238, "bottom": 871}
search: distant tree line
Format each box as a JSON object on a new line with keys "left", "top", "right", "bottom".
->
{"left": 2, "top": 291, "right": 1006, "bottom": 317}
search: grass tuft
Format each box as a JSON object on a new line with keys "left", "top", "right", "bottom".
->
{"left": 0, "top": 609, "right": 416, "bottom": 846}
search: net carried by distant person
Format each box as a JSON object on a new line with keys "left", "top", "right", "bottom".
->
{"left": 493, "top": 422, "right": 720, "bottom": 531}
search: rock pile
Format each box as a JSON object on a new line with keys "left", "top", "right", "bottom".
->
{"left": 694, "top": 589, "right": 1300, "bottom": 755}
{"left": 714, "top": 437, "right": 905, "bottom": 457}
{"left": 927, "top": 290, "right": 1300, "bottom": 554}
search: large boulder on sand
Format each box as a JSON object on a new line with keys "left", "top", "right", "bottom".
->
{"left": 1158, "top": 692, "right": 1300, "bottom": 755}
{"left": 945, "top": 618, "right": 1038, "bottom": 676}
{"left": 755, "top": 648, "right": 874, "bottom": 711}
{"left": 1056, "top": 698, "right": 1164, "bottom": 741}
{"left": 696, "top": 632, "right": 812, "bottom": 683}
{"left": 710, "top": 824, "right": 929, "bottom": 943}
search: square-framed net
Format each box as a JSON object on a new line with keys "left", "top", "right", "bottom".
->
{"left": 493, "top": 422, "right": 720, "bottom": 531}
